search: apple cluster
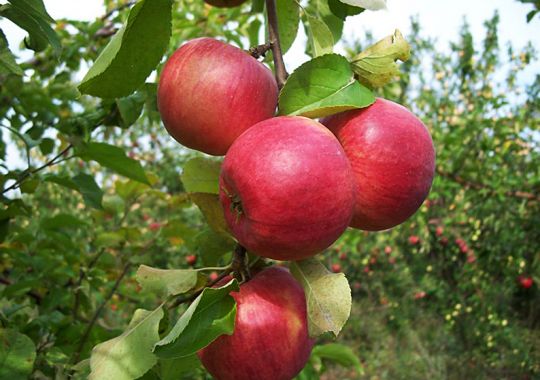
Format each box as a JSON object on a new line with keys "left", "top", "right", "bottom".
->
{"left": 157, "top": 37, "right": 435, "bottom": 380}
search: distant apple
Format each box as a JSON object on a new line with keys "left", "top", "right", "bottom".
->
{"left": 439, "top": 237, "right": 449, "bottom": 246}
{"left": 148, "top": 222, "right": 162, "bottom": 231}
{"left": 409, "top": 235, "right": 420, "bottom": 245}
{"left": 209, "top": 271, "right": 219, "bottom": 282}
{"left": 220, "top": 116, "right": 354, "bottom": 261}
{"left": 339, "top": 252, "right": 348, "bottom": 261}
{"left": 186, "top": 255, "right": 197, "bottom": 266}
{"left": 331, "top": 263, "right": 342, "bottom": 273}
{"left": 158, "top": 37, "right": 278, "bottom": 155}
{"left": 519, "top": 276, "right": 533, "bottom": 289}
{"left": 198, "top": 266, "right": 313, "bottom": 380}
{"left": 435, "top": 226, "right": 444, "bottom": 237}
{"left": 322, "top": 98, "right": 435, "bottom": 231}
{"left": 384, "top": 246, "right": 392, "bottom": 255}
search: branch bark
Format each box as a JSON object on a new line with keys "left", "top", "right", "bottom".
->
{"left": 265, "top": 0, "right": 288, "bottom": 89}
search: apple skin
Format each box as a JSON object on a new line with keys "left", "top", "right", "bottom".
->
{"left": 204, "top": 0, "right": 247, "bottom": 7}
{"left": 157, "top": 38, "right": 278, "bottom": 156}
{"left": 321, "top": 98, "right": 435, "bottom": 231}
{"left": 219, "top": 116, "right": 355, "bottom": 261}
{"left": 198, "top": 266, "right": 314, "bottom": 380}
{"left": 186, "top": 255, "right": 197, "bottom": 266}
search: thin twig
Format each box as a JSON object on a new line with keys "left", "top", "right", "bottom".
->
{"left": 265, "top": 0, "right": 288, "bottom": 88}
{"left": 2, "top": 144, "right": 74, "bottom": 195}
{"left": 70, "top": 262, "right": 132, "bottom": 365}
{"left": 101, "top": 1, "right": 136, "bottom": 20}
{"left": 249, "top": 42, "right": 273, "bottom": 59}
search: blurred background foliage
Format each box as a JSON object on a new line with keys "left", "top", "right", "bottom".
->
{"left": 0, "top": 0, "right": 538, "bottom": 379}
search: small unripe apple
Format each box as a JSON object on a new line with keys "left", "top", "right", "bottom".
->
{"left": 198, "top": 267, "right": 313, "bottom": 380}
{"left": 186, "top": 255, "right": 197, "bottom": 266}
{"left": 204, "top": 0, "right": 247, "bottom": 7}
{"left": 331, "top": 263, "right": 342, "bottom": 273}
{"left": 158, "top": 38, "right": 278, "bottom": 155}
{"left": 322, "top": 98, "right": 435, "bottom": 231}
{"left": 220, "top": 116, "right": 354, "bottom": 261}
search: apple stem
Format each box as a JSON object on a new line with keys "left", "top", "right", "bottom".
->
{"left": 265, "top": 0, "right": 288, "bottom": 89}
{"left": 249, "top": 42, "right": 273, "bottom": 59}
{"left": 232, "top": 244, "right": 251, "bottom": 282}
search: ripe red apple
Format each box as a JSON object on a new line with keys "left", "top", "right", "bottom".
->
{"left": 148, "top": 222, "right": 162, "bottom": 231}
{"left": 435, "top": 226, "right": 444, "bottom": 237}
{"left": 331, "top": 263, "right": 342, "bottom": 273}
{"left": 204, "top": 0, "right": 247, "bottom": 7}
{"left": 409, "top": 235, "right": 420, "bottom": 245}
{"left": 384, "top": 246, "right": 392, "bottom": 255}
{"left": 158, "top": 38, "right": 278, "bottom": 155}
{"left": 322, "top": 98, "right": 435, "bottom": 231}
{"left": 219, "top": 116, "right": 354, "bottom": 261}
{"left": 519, "top": 276, "right": 533, "bottom": 289}
{"left": 198, "top": 266, "right": 313, "bottom": 380}
{"left": 186, "top": 254, "right": 197, "bottom": 266}
{"left": 339, "top": 252, "right": 347, "bottom": 261}
{"left": 209, "top": 271, "right": 219, "bottom": 282}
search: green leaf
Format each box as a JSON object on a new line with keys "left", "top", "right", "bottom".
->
{"left": 0, "top": 328, "right": 36, "bottom": 379}
{"left": 181, "top": 158, "right": 221, "bottom": 194}
{"left": 41, "top": 214, "right": 87, "bottom": 231}
{"left": 0, "top": 3, "right": 60, "bottom": 55}
{"left": 72, "top": 173, "right": 103, "bottom": 209}
{"left": 0, "top": 30, "right": 23, "bottom": 75}
{"left": 190, "top": 193, "right": 230, "bottom": 236}
{"left": 7, "top": 0, "right": 54, "bottom": 23}
{"left": 275, "top": 0, "right": 300, "bottom": 54}
{"left": 312, "top": 343, "right": 363, "bottom": 374}
{"left": 158, "top": 355, "right": 201, "bottom": 380}
{"left": 154, "top": 279, "right": 239, "bottom": 359}
{"left": 95, "top": 231, "right": 125, "bottom": 248}
{"left": 350, "top": 29, "right": 411, "bottom": 89}
{"left": 39, "top": 137, "right": 55, "bottom": 155}
{"left": 306, "top": 15, "right": 334, "bottom": 57}
{"left": 328, "top": 0, "right": 364, "bottom": 19}
{"left": 78, "top": 0, "right": 172, "bottom": 98}
{"left": 308, "top": 0, "right": 344, "bottom": 42}
{"left": 290, "top": 259, "right": 351, "bottom": 337}
{"left": 278, "top": 53, "right": 375, "bottom": 118}
{"left": 116, "top": 90, "right": 147, "bottom": 127}
{"left": 81, "top": 142, "right": 150, "bottom": 185}
{"left": 89, "top": 306, "right": 164, "bottom": 380}
{"left": 194, "top": 228, "right": 235, "bottom": 266}
{"left": 136, "top": 265, "right": 199, "bottom": 297}
{"left": 338, "top": 0, "right": 385, "bottom": 10}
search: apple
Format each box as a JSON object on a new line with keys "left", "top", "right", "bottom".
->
{"left": 186, "top": 255, "right": 197, "bottom": 266}
{"left": 384, "top": 246, "right": 392, "bottom": 255}
{"left": 435, "top": 226, "right": 444, "bottom": 237}
{"left": 519, "top": 276, "right": 533, "bottom": 289}
{"left": 331, "top": 263, "right": 342, "bottom": 273}
{"left": 204, "top": 0, "right": 247, "bottom": 7}
{"left": 322, "top": 98, "right": 435, "bottom": 231}
{"left": 209, "top": 271, "right": 219, "bottom": 282}
{"left": 339, "top": 252, "right": 347, "bottom": 261}
{"left": 220, "top": 116, "right": 354, "bottom": 261}
{"left": 148, "top": 222, "right": 162, "bottom": 231}
{"left": 409, "top": 235, "right": 420, "bottom": 245}
{"left": 198, "top": 266, "right": 313, "bottom": 380}
{"left": 157, "top": 37, "right": 278, "bottom": 155}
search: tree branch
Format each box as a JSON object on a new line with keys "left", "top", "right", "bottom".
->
{"left": 101, "top": 1, "right": 136, "bottom": 21}
{"left": 265, "top": 0, "right": 288, "bottom": 89}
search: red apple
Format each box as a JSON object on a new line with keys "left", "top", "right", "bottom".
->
{"left": 409, "top": 235, "right": 420, "bottom": 245}
{"left": 519, "top": 276, "right": 533, "bottom": 289}
{"left": 331, "top": 263, "right": 342, "bottom": 273}
{"left": 204, "top": 0, "right": 247, "bottom": 7}
{"left": 339, "top": 252, "right": 347, "bottom": 261}
{"left": 322, "top": 98, "right": 435, "bottom": 231}
{"left": 148, "top": 222, "right": 162, "bottom": 231}
{"left": 384, "top": 246, "right": 392, "bottom": 255}
{"left": 158, "top": 38, "right": 278, "bottom": 155}
{"left": 219, "top": 116, "right": 354, "bottom": 261}
{"left": 435, "top": 226, "right": 444, "bottom": 237}
{"left": 186, "top": 255, "right": 197, "bottom": 266}
{"left": 209, "top": 271, "right": 219, "bottom": 282}
{"left": 198, "top": 266, "right": 313, "bottom": 380}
